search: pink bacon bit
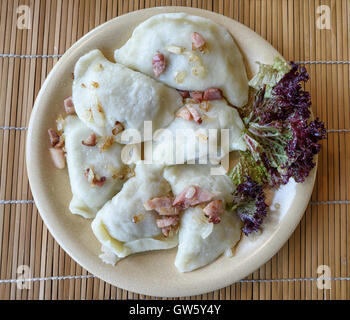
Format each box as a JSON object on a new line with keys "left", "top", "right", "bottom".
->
{"left": 55, "top": 136, "right": 65, "bottom": 149}
{"left": 93, "top": 176, "right": 106, "bottom": 187}
{"left": 189, "top": 91, "right": 203, "bottom": 103}
{"left": 144, "top": 196, "right": 172, "bottom": 210}
{"left": 203, "top": 88, "right": 223, "bottom": 101}
{"left": 192, "top": 32, "right": 206, "bottom": 51}
{"left": 152, "top": 53, "right": 166, "bottom": 77}
{"left": 156, "top": 216, "right": 179, "bottom": 229}
{"left": 203, "top": 200, "right": 224, "bottom": 224}
{"left": 144, "top": 196, "right": 181, "bottom": 237}
{"left": 82, "top": 133, "right": 97, "bottom": 147}
{"left": 48, "top": 128, "right": 60, "bottom": 147}
{"left": 186, "top": 105, "right": 202, "bottom": 124}
{"left": 48, "top": 128, "right": 65, "bottom": 168}
{"left": 144, "top": 196, "right": 180, "bottom": 216}
{"left": 64, "top": 96, "right": 75, "bottom": 115}
{"left": 177, "top": 90, "right": 190, "bottom": 99}
{"left": 84, "top": 168, "right": 106, "bottom": 187}
{"left": 173, "top": 186, "right": 214, "bottom": 210}
{"left": 161, "top": 227, "right": 171, "bottom": 237}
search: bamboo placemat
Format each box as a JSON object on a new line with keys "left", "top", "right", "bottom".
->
{"left": 0, "top": 0, "right": 349, "bottom": 300}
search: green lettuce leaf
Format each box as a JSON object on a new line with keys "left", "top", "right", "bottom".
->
{"left": 248, "top": 56, "right": 290, "bottom": 97}
{"left": 229, "top": 150, "right": 269, "bottom": 186}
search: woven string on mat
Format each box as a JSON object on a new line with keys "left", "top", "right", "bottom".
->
{"left": 1, "top": 275, "right": 350, "bottom": 284}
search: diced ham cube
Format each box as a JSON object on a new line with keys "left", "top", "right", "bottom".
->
{"left": 152, "top": 53, "right": 166, "bottom": 77}
{"left": 112, "top": 121, "right": 124, "bottom": 136}
{"left": 55, "top": 136, "right": 65, "bottom": 149}
{"left": 144, "top": 197, "right": 180, "bottom": 216}
{"left": 157, "top": 206, "right": 181, "bottom": 216}
{"left": 177, "top": 90, "right": 190, "bottom": 99}
{"left": 84, "top": 168, "right": 106, "bottom": 187}
{"left": 189, "top": 91, "right": 203, "bottom": 102}
{"left": 48, "top": 128, "right": 60, "bottom": 147}
{"left": 192, "top": 32, "right": 206, "bottom": 51}
{"left": 144, "top": 197, "right": 172, "bottom": 210}
{"left": 161, "top": 227, "right": 171, "bottom": 237}
{"left": 82, "top": 133, "right": 97, "bottom": 147}
{"left": 173, "top": 186, "right": 214, "bottom": 209}
{"left": 93, "top": 176, "right": 106, "bottom": 187}
{"left": 64, "top": 96, "right": 75, "bottom": 114}
{"left": 203, "top": 88, "right": 223, "bottom": 101}
{"left": 156, "top": 216, "right": 179, "bottom": 229}
{"left": 203, "top": 200, "right": 223, "bottom": 224}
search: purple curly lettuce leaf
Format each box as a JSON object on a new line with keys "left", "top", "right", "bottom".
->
{"left": 243, "top": 62, "right": 326, "bottom": 187}
{"left": 284, "top": 117, "right": 326, "bottom": 183}
{"left": 229, "top": 176, "right": 268, "bottom": 235}
{"left": 255, "top": 114, "right": 326, "bottom": 186}
{"left": 271, "top": 62, "right": 311, "bottom": 121}
{"left": 249, "top": 63, "right": 311, "bottom": 125}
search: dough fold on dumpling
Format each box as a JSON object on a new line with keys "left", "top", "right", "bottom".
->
{"left": 72, "top": 49, "right": 183, "bottom": 141}
{"left": 175, "top": 207, "right": 241, "bottom": 272}
{"left": 64, "top": 116, "right": 137, "bottom": 218}
{"left": 150, "top": 99, "right": 246, "bottom": 165}
{"left": 163, "top": 165, "right": 242, "bottom": 272}
{"left": 91, "top": 163, "right": 178, "bottom": 259}
{"left": 114, "top": 13, "right": 249, "bottom": 107}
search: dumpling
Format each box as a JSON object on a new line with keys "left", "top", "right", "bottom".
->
{"left": 63, "top": 116, "right": 138, "bottom": 219}
{"left": 114, "top": 13, "right": 249, "bottom": 107}
{"left": 91, "top": 163, "right": 178, "bottom": 259}
{"left": 72, "top": 49, "right": 183, "bottom": 141}
{"left": 163, "top": 165, "right": 242, "bottom": 272}
{"left": 150, "top": 99, "right": 246, "bottom": 165}
{"left": 175, "top": 206, "right": 242, "bottom": 272}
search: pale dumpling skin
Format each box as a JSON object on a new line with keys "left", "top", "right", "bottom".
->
{"left": 175, "top": 206, "right": 242, "bottom": 272}
{"left": 163, "top": 164, "right": 235, "bottom": 204}
{"left": 72, "top": 49, "right": 183, "bottom": 141}
{"left": 91, "top": 163, "right": 178, "bottom": 258}
{"left": 64, "top": 116, "right": 135, "bottom": 218}
{"left": 151, "top": 99, "right": 246, "bottom": 165}
{"left": 114, "top": 13, "right": 249, "bottom": 107}
{"left": 163, "top": 164, "right": 242, "bottom": 272}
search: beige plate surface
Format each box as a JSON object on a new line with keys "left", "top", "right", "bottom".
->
{"left": 26, "top": 6, "right": 316, "bottom": 297}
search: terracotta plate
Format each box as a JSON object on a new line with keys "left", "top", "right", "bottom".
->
{"left": 26, "top": 7, "right": 316, "bottom": 297}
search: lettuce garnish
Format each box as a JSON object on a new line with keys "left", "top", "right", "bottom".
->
{"left": 229, "top": 151, "right": 269, "bottom": 186}
{"left": 229, "top": 177, "right": 267, "bottom": 235}
{"left": 228, "top": 57, "right": 326, "bottom": 234}
{"left": 248, "top": 56, "right": 291, "bottom": 98}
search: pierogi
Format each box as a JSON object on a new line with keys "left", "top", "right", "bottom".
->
{"left": 51, "top": 12, "right": 253, "bottom": 273}
{"left": 150, "top": 99, "right": 246, "bottom": 165}
{"left": 175, "top": 206, "right": 242, "bottom": 272}
{"left": 72, "top": 49, "right": 183, "bottom": 141}
{"left": 163, "top": 165, "right": 242, "bottom": 272}
{"left": 114, "top": 13, "right": 249, "bottom": 107}
{"left": 63, "top": 116, "right": 137, "bottom": 218}
{"left": 91, "top": 163, "right": 178, "bottom": 258}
